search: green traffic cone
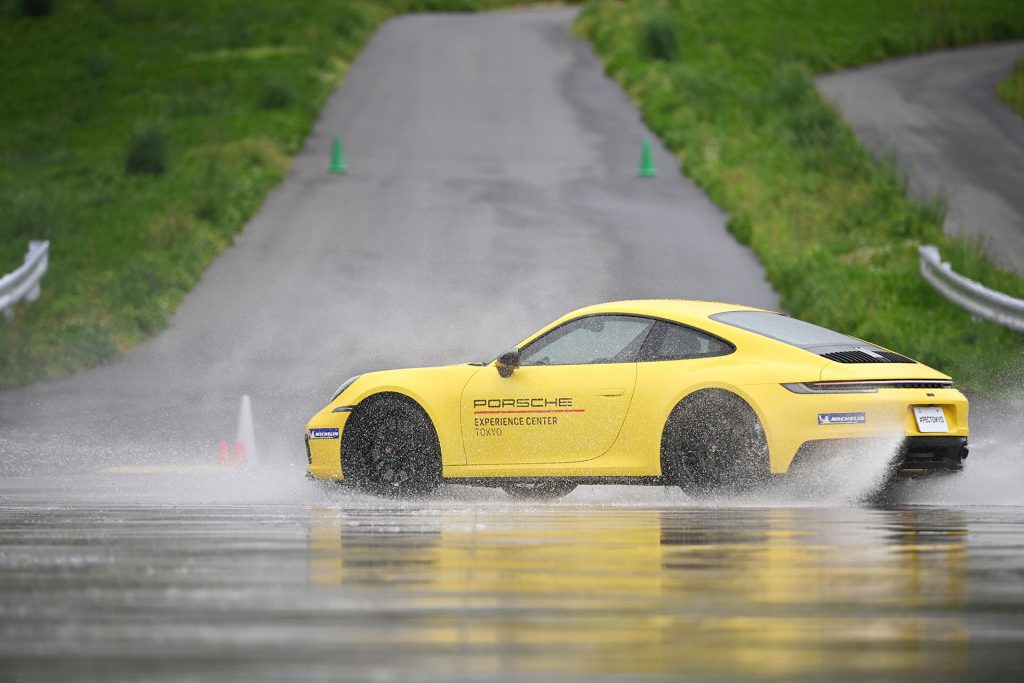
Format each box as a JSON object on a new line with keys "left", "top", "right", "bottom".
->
{"left": 637, "top": 140, "right": 657, "bottom": 177}
{"left": 329, "top": 135, "right": 347, "bottom": 174}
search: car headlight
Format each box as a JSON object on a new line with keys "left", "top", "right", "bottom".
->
{"left": 332, "top": 375, "right": 361, "bottom": 401}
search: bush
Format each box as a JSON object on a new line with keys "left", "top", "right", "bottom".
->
{"left": 193, "top": 150, "right": 233, "bottom": 223}
{"left": 259, "top": 78, "right": 293, "bottom": 110}
{"left": 406, "top": 0, "right": 477, "bottom": 11}
{"left": 641, "top": 12, "right": 678, "bottom": 61}
{"left": 726, "top": 213, "right": 753, "bottom": 246}
{"left": 18, "top": 0, "right": 55, "bottom": 18}
{"left": 124, "top": 124, "right": 168, "bottom": 176}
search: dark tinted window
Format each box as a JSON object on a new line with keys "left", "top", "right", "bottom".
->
{"left": 638, "top": 321, "right": 733, "bottom": 362}
{"left": 519, "top": 315, "right": 654, "bottom": 366}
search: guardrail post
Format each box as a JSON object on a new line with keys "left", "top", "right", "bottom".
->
{"left": 26, "top": 240, "right": 46, "bottom": 302}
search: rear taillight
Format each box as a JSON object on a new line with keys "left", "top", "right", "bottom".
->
{"left": 783, "top": 379, "right": 953, "bottom": 394}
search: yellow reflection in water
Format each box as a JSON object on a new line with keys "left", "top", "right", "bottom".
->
{"left": 307, "top": 505, "right": 967, "bottom": 678}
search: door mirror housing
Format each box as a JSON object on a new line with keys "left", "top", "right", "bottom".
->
{"left": 496, "top": 349, "right": 520, "bottom": 378}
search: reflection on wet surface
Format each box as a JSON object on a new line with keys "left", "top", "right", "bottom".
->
{"left": 1, "top": 495, "right": 1023, "bottom": 682}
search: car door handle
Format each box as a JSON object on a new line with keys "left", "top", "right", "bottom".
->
{"left": 596, "top": 388, "right": 625, "bottom": 397}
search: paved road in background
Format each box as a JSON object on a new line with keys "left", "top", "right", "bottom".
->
{"left": 817, "top": 41, "right": 1024, "bottom": 275}
{"left": 0, "top": 8, "right": 777, "bottom": 473}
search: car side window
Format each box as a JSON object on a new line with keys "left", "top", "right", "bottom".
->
{"left": 638, "top": 321, "right": 733, "bottom": 362}
{"left": 518, "top": 315, "right": 655, "bottom": 366}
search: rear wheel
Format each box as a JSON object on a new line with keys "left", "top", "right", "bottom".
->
{"left": 344, "top": 397, "right": 441, "bottom": 497}
{"left": 501, "top": 481, "right": 577, "bottom": 500}
{"left": 661, "top": 390, "right": 769, "bottom": 498}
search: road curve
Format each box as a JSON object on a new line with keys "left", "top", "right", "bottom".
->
{"left": 0, "top": 9, "right": 777, "bottom": 472}
{"left": 817, "top": 41, "right": 1024, "bottom": 275}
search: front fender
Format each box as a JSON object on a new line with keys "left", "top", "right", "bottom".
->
{"left": 323, "top": 364, "right": 484, "bottom": 469}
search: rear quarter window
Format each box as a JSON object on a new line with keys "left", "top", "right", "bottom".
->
{"left": 638, "top": 321, "right": 733, "bottom": 362}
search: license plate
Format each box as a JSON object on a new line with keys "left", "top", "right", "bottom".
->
{"left": 913, "top": 406, "right": 948, "bottom": 433}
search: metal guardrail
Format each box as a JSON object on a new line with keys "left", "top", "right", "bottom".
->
{"left": 919, "top": 244, "right": 1024, "bottom": 333}
{"left": 0, "top": 241, "right": 49, "bottom": 322}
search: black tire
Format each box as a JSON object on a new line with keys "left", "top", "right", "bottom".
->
{"left": 344, "top": 397, "right": 441, "bottom": 497}
{"left": 501, "top": 481, "right": 578, "bottom": 500}
{"left": 661, "top": 390, "right": 770, "bottom": 498}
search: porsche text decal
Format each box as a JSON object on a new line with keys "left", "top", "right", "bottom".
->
{"left": 471, "top": 397, "right": 583, "bottom": 437}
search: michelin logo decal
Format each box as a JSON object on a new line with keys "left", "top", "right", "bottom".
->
{"left": 309, "top": 427, "right": 340, "bottom": 440}
{"left": 817, "top": 412, "right": 866, "bottom": 426}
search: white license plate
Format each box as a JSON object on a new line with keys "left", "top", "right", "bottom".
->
{"left": 913, "top": 406, "right": 948, "bottom": 433}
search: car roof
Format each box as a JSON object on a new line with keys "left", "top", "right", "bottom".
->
{"left": 562, "top": 299, "right": 772, "bottom": 325}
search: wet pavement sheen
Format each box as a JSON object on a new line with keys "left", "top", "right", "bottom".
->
{"left": 2, "top": 484, "right": 1023, "bottom": 682}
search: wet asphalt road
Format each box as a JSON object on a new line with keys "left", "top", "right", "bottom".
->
{"left": 4, "top": 8, "right": 1024, "bottom": 683}
{"left": 817, "top": 41, "right": 1024, "bottom": 275}
{"left": 2, "top": 476, "right": 1024, "bottom": 683}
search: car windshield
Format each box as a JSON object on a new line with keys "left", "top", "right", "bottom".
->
{"left": 711, "top": 311, "right": 862, "bottom": 348}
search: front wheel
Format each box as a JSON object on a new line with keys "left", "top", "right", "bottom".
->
{"left": 346, "top": 398, "right": 441, "bottom": 497}
{"left": 501, "top": 481, "right": 577, "bottom": 500}
{"left": 661, "top": 390, "right": 770, "bottom": 498}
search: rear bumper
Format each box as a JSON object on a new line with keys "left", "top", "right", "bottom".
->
{"left": 894, "top": 436, "right": 967, "bottom": 474}
{"left": 744, "top": 383, "right": 969, "bottom": 473}
{"left": 788, "top": 435, "right": 967, "bottom": 475}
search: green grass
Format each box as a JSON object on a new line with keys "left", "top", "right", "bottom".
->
{"left": 0, "top": 0, "right": 570, "bottom": 388}
{"left": 998, "top": 59, "right": 1024, "bottom": 116}
{"left": 576, "top": 0, "right": 1024, "bottom": 394}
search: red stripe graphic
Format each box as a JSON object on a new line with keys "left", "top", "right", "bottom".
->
{"left": 473, "top": 409, "right": 585, "bottom": 414}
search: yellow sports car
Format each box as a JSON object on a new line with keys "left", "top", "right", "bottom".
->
{"left": 305, "top": 300, "right": 968, "bottom": 498}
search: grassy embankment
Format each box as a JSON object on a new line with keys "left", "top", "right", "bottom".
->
{"left": 578, "top": 0, "right": 1024, "bottom": 393}
{"left": 0, "top": 0, "right": 563, "bottom": 389}
{"left": 998, "top": 59, "right": 1024, "bottom": 115}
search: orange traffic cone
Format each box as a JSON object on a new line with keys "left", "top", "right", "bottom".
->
{"left": 218, "top": 441, "right": 231, "bottom": 465}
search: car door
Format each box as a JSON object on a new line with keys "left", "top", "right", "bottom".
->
{"left": 460, "top": 315, "right": 655, "bottom": 465}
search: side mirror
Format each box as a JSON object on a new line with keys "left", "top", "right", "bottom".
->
{"left": 496, "top": 349, "right": 520, "bottom": 378}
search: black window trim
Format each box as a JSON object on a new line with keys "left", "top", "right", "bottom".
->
{"left": 511, "top": 313, "right": 736, "bottom": 367}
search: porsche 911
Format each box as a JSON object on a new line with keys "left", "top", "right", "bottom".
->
{"left": 304, "top": 300, "right": 968, "bottom": 498}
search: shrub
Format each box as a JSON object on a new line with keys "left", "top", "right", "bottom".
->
{"left": 124, "top": 123, "right": 168, "bottom": 176}
{"left": 259, "top": 78, "right": 293, "bottom": 110}
{"left": 726, "top": 213, "right": 753, "bottom": 246}
{"left": 193, "top": 150, "right": 228, "bottom": 222}
{"left": 641, "top": 12, "right": 678, "bottom": 61}
{"left": 18, "top": 0, "right": 55, "bottom": 18}
{"left": 406, "top": 0, "right": 477, "bottom": 11}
